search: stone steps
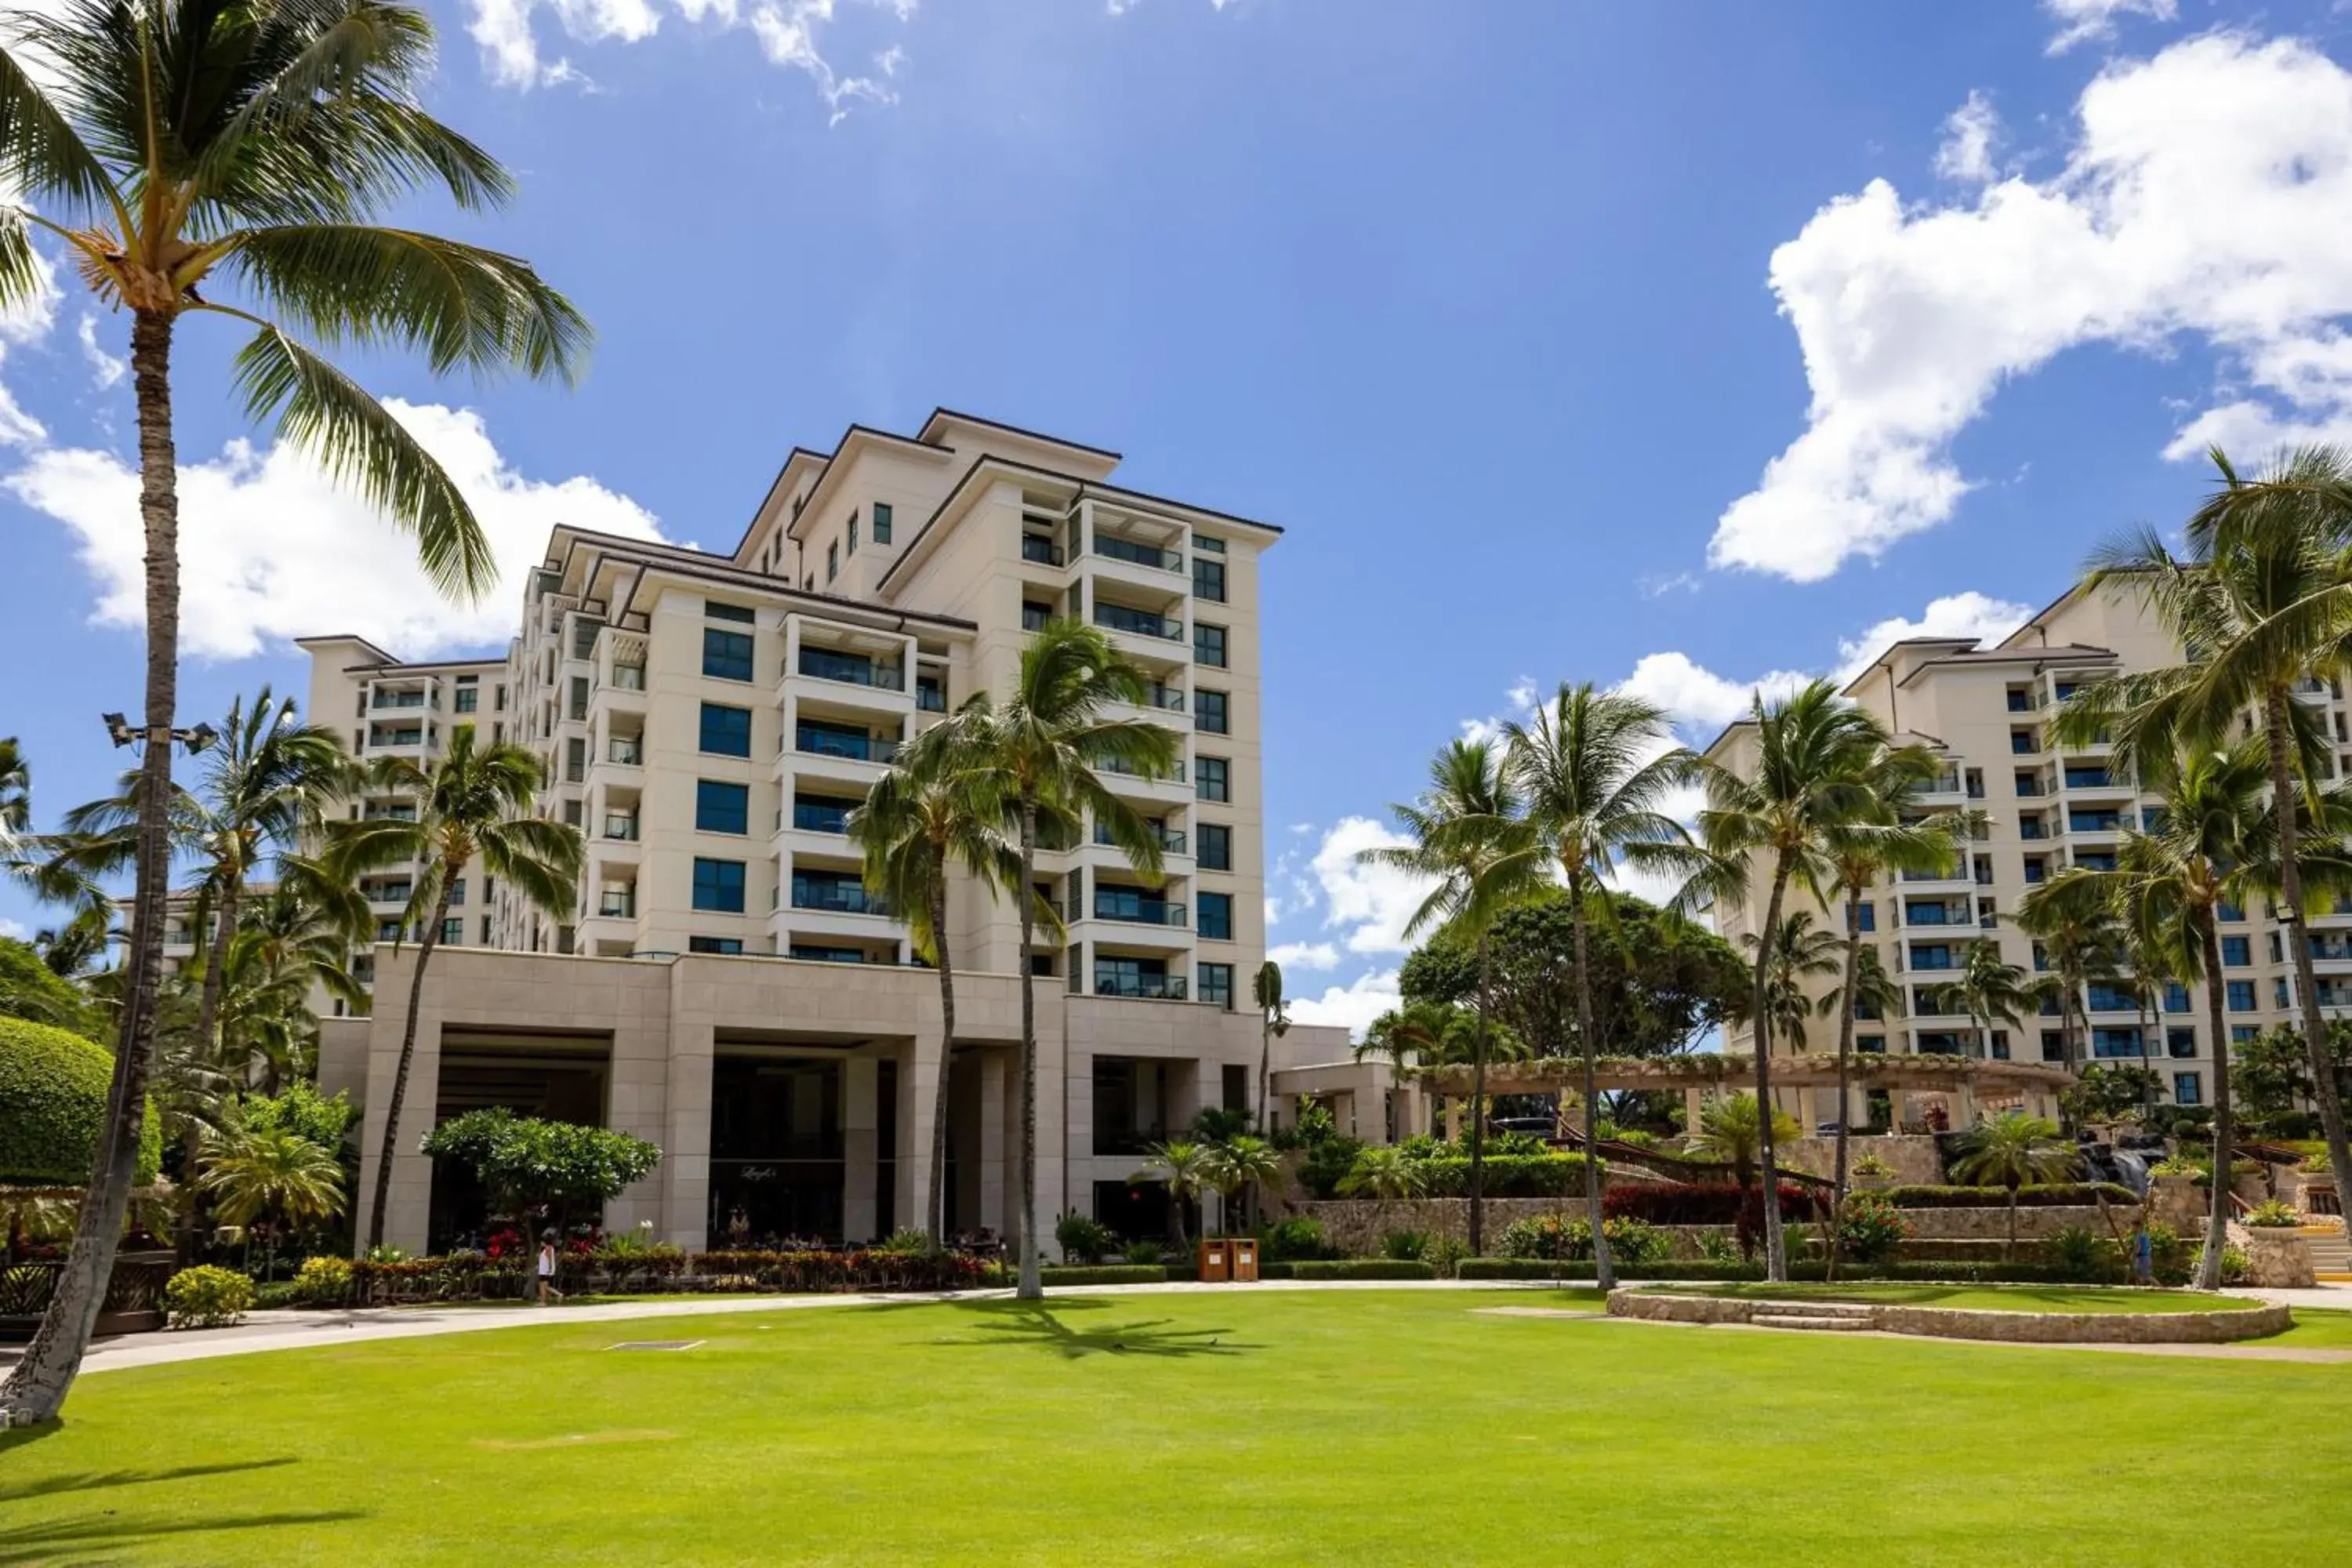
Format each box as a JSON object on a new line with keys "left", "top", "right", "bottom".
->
{"left": 2305, "top": 1227, "right": 2350, "bottom": 1283}
{"left": 1751, "top": 1312, "right": 1873, "bottom": 1332}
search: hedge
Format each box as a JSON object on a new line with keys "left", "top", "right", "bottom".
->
{"left": 1261, "top": 1259, "right": 1439, "bottom": 1281}
{"left": 0, "top": 1014, "right": 160, "bottom": 1185}
{"left": 346, "top": 1247, "right": 989, "bottom": 1304}
{"left": 1603, "top": 1182, "right": 1819, "bottom": 1224}
{"left": 1036, "top": 1265, "right": 1170, "bottom": 1287}
{"left": 1454, "top": 1258, "right": 2103, "bottom": 1285}
{"left": 1410, "top": 1155, "right": 1594, "bottom": 1199}
{"left": 1881, "top": 1183, "right": 2134, "bottom": 1209}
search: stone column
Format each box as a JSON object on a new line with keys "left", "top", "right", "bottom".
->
{"left": 898, "top": 1030, "right": 941, "bottom": 1240}
{"left": 603, "top": 1017, "right": 670, "bottom": 1237}
{"left": 980, "top": 1048, "right": 1008, "bottom": 1234}
{"left": 842, "top": 1054, "right": 880, "bottom": 1242}
{"left": 660, "top": 1016, "right": 715, "bottom": 1249}
{"left": 1682, "top": 1085, "right": 1708, "bottom": 1136}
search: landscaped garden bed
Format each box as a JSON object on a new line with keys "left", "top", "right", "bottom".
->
{"left": 1607, "top": 1282, "right": 2292, "bottom": 1342}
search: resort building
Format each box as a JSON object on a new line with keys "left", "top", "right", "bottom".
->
{"left": 1708, "top": 578, "right": 2340, "bottom": 1130}
{"left": 311, "top": 408, "right": 1348, "bottom": 1254}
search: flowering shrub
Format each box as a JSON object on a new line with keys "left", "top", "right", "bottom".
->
{"left": 342, "top": 1247, "right": 989, "bottom": 1304}
{"left": 1604, "top": 1182, "right": 1818, "bottom": 1225}
{"left": 1497, "top": 1214, "right": 1668, "bottom": 1264}
{"left": 1835, "top": 1192, "right": 1911, "bottom": 1265}
{"left": 293, "top": 1254, "right": 354, "bottom": 1305}
{"left": 164, "top": 1265, "right": 255, "bottom": 1329}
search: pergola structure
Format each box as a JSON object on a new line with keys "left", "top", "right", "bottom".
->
{"left": 1420, "top": 1052, "right": 2075, "bottom": 1133}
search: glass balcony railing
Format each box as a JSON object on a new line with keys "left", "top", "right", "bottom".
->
{"left": 797, "top": 648, "right": 906, "bottom": 690}
{"left": 1094, "top": 604, "right": 1185, "bottom": 641}
{"left": 1022, "top": 535, "right": 1065, "bottom": 567}
{"left": 916, "top": 683, "right": 946, "bottom": 713}
{"left": 1142, "top": 684, "right": 1185, "bottom": 712}
{"left": 1091, "top": 894, "right": 1187, "bottom": 927}
{"left": 1100, "top": 756, "right": 1187, "bottom": 784}
{"left": 791, "top": 879, "right": 889, "bottom": 916}
{"left": 372, "top": 691, "right": 427, "bottom": 710}
{"left": 597, "top": 892, "right": 636, "bottom": 918}
{"left": 1094, "top": 535, "right": 1183, "bottom": 573}
{"left": 796, "top": 728, "right": 895, "bottom": 764}
{"left": 793, "top": 802, "right": 852, "bottom": 834}
{"left": 372, "top": 730, "right": 425, "bottom": 748}
{"left": 610, "top": 664, "right": 645, "bottom": 691}
{"left": 1095, "top": 825, "right": 1187, "bottom": 855}
{"left": 604, "top": 814, "right": 638, "bottom": 840}
{"left": 608, "top": 738, "right": 644, "bottom": 765}
{"left": 1096, "top": 971, "right": 1187, "bottom": 1000}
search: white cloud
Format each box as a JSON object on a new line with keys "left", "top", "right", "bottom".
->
{"left": 1617, "top": 652, "right": 1810, "bottom": 735}
{"left": 75, "top": 314, "right": 123, "bottom": 390}
{"left": 9, "top": 401, "right": 666, "bottom": 660}
{"left": 466, "top": 0, "right": 914, "bottom": 114}
{"left": 1267, "top": 940, "right": 1339, "bottom": 972}
{"left": 1308, "top": 815, "right": 1432, "bottom": 956}
{"left": 1288, "top": 968, "right": 1401, "bottom": 1040}
{"left": 2044, "top": 0, "right": 2174, "bottom": 56}
{"left": 0, "top": 210, "right": 60, "bottom": 448}
{"left": 0, "top": 916, "right": 26, "bottom": 941}
{"left": 1712, "top": 34, "right": 2352, "bottom": 583}
{"left": 1933, "top": 90, "right": 2001, "bottom": 184}
{"left": 1832, "top": 590, "right": 2033, "bottom": 684}
{"left": 1458, "top": 677, "right": 1538, "bottom": 746}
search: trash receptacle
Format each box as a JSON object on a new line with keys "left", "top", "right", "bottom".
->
{"left": 1196, "top": 1239, "right": 1231, "bottom": 1283}
{"left": 1229, "top": 1236, "right": 1259, "bottom": 1283}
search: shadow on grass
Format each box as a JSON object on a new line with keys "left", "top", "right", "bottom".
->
{"left": 0, "top": 1453, "right": 299, "bottom": 1506}
{"left": 938, "top": 1298, "right": 1256, "bottom": 1359}
{"left": 0, "top": 1506, "right": 368, "bottom": 1566}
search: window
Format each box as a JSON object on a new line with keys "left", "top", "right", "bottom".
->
{"left": 568, "top": 675, "right": 589, "bottom": 721}
{"left": 564, "top": 736, "right": 586, "bottom": 783}
{"left": 707, "top": 600, "right": 754, "bottom": 624}
{"left": 563, "top": 797, "right": 583, "bottom": 828}
{"left": 453, "top": 686, "right": 478, "bottom": 713}
{"left": 1022, "top": 601, "right": 1051, "bottom": 633}
{"left": 441, "top": 916, "right": 463, "bottom": 946}
{"left": 2218, "top": 899, "right": 2245, "bottom": 921}
{"left": 1192, "top": 622, "right": 1227, "bottom": 668}
{"left": 2226, "top": 980, "right": 2256, "bottom": 1012}
{"left": 702, "top": 627, "right": 754, "bottom": 682}
{"left": 696, "top": 779, "right": 750, "bottom": 836}
{"left": 2164, "top": 982, "right": 2190, "bottom": 1014}
{"left": 2092, "top": 1026, "right": 2145, "bottom": 1058}
{"left": 692, "top": 858, "right": 746, "bottom": 913}
{"left": 699, "top": 702, "right": 753, "bottom": 757}
{"left": 1200, "top": 962, "right": 1235, "bottom": 1010}
{"left": 448, "top": 879, "right": 466, "bottom": 906}
{"left": 872, "top": 502, "right": 893, "bottom": 545}
{"left": 826, "top": 542, "right": 839, "bottom": 583}
{"left": 1857, "top": 1035, "right": 1885, "bottom": 1054}
{"left": 1196, "top": 688, "right": 1229, "bottom": 735}
{"left": 1193, "top": 533, "right": 1225, "bottom": 554}
{"left": 2275, "top": 976, "right": 2292, "bottom": 1008}
{"left": 1197, "top": 822, "right": 1231, "bottom": 872}
{"left": 2173, "top": 1072, "right": 2203, "bottom": 1106}
{"left": 1855, "top": 901, "right": 1875, "bottom": 932}
{"left": 1192, "top": 556, "right": 1226, "bottom": 603}
{"left": 2220, "top": 935, "right": 2251, "bottom": 967}
{"left": 689, "top": 935, "right": 744, "bottom": 955}
{"left": 2167, "top": 1027, "right": 2197, "bottom": 1058}
{"left": 481, "top": 915, "right": 494, "bottom": 943}
{"left": 1196, "top": 756, "right": 1229, "bottom": 803}
{"left": 848, "top": 514, "right": 859, "bottom": 555}
{"left": 2231, "top": 1025, "right": 2259, "bottom": 1044}
{"left": 1199, "top": 891, "right": 1233, "bottom": 941}
{"left": 2041, "top": 1032, "right": 2065, "bottom": 1062}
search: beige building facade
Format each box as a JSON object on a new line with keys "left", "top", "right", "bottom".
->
{"left": 311, "top": 408, "right": 1350, "bottom": 1254}
{"left": 1710, "top": 579, "right": 2348, "bottom": 1130}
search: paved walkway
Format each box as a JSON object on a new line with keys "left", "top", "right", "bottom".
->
{"left": 5, "top": 1278, "right": 2343, "bottom": 1377}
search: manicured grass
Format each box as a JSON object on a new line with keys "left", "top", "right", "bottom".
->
{"left": 1646, "top": 1283, "right": 2261, "bottom": 1314}
{"left": 2260, "top": 1306, "right": 2352, "bottom": 1349}
{"left": 5, "top": 1288, "right": 2350, "bottom": 1565}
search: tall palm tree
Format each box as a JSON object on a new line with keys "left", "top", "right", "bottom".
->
{"left": 1199, "top": 1134, "right": 1280, "bottom": 1240}
{"left": 847, "top": 710, "right": 1028, "bottom": 1248}
{"left": 1358, "top": 737, "right": 1541, "bottom": 1257}
{"left": 1253, "top": 959, "right": 1289, "bottom": 1136}
{"left": 1740, "top": 910, "right": 1842, "bottom": 1054}
{"left": 1691, "top": 680, "right": 1889, "bottom": 1282}
{"left": 1685, "top": 1091, "right": 1799, "bottom": 1260}
{"left": 200, "top": 1118, "right": 346, "bottom": 1279}
{"left": 329, "top": 728, "right": 583, "bottom": 1253}
{"left": 2073, "top": 454, "right": 2352, "bottom": 1264}
{"left": 1947, "top": 1112, "right": 2080, "bottom": 1258}
{"left": 1136, "top": 1139, "right": 1210, "bottom": 1252}
{"left": 2013, "top": 887, "right": 2128, "bottom": 1087}
{"left": 0, "top": 737, "right": 28, "bottom": 856}
{"left": 0, "top": 0, "right": 586, "bottom": 1425}
{"left": 965, "top": 621, "right": 1180, "bottom": 1299}
{"left": 1950, "top": 938, "right": 2038, "bottom": 1065}
{"left": 1504, "top": 687, "right": 1705, "bottom": 1288}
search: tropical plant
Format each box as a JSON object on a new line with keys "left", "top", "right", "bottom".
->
{"left": 1684, "top": 1092, "right": 1799, "bottom": 1206}
{"left": 1740, "top": 909, "right": 1841, "bottom": 1054}
{"left": 162, "top": 1264, "right": 254, "bottom": 1330}
{"left": 1947, "top": 938, "right": 2038, "bottom": 1064}
{"left": 2246, "top": 1197, "right": 2301, "bottom": 1228}
{"left": 1947, "top": 1113, "right": 2082, "bottom": 1258}
{"left": 1833, "top": 1189, "right": 1911, "bottom": 1265}
{"left": 1335, "top": 1144, "right": 1428, "bottom": 1203}
{"left": 1356, "top": 737, "right": 1541, "bottom": 1260}
{"left": 2012, "top": 893, "right": 2128, "bottom": 1085}
{"left": 1691, "top": 679, "right": 1892, "bottom": 1280}
{"left": 1135, "top": 1139, "right": 1210, "bottom": 1251}
{"left": 0, "top": 737, "right": 28, "bottom": 858}
{"left": 419, "top": 1109, "right": 659, "bottom": 1240}
{"left": 1503, "top": 685, "right": 1707, "bottom": 1290}
{"left": 199, "top": 1120, "right": 345, "bottom": 1278}
{"left": 0, "top": 0, "right": 586, "bottom": 1423}
{"left": 848, "top": 710, "right": 1025, "bottom": 1247}
{"left": 1254, "top": 959, "right": 1289, "bottom": 1142}
{"left": 1052, "top": 1209, "right": 1116, "bottom": 1265}
{"left": 964, "top": 620, "right": 1178, "bottom": 1298}
{"left": 330, "top": 729, "right": 583, "bottom": 1251}
{"left": 1200, "top": 1135, "right": 1281, "bottom": 1237}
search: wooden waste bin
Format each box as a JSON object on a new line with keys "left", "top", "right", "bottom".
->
{"left": 1196, "top": 1238, "right": 1231, "bottom": 1282}
{"left": 1229, "top": 1236, "right": 1259, "bottom": 1283}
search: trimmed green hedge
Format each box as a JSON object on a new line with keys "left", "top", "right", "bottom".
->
{"left": 1454, "top": 1258, "right": 2094, "bottom": 1284}
{"left": 1882, "top": 1183, "right": 2135, "bottom": 1209}
{"left": 1412, "top": 1155, "right": 1593, "bottom": 1198}
{"left": 1035, "top": 1265, "right": 1170, "bottom": 1287}
{"left": 0, "top": 1014, "right": 160, "bottom": 1185}
{"left": 1261, "top": 1259, "right": 1438, "bottom": 1281}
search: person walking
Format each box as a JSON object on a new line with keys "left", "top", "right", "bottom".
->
{"left": 536, "top": 1230, "right": 562, "bottom": 1307}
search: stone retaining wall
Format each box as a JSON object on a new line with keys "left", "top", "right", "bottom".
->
{"left": 1606, "top": 1287, "right": 2292, "bottom": 1344}
{"left": 1897, "top": 1205, "right": 2113, "bottom": 1241}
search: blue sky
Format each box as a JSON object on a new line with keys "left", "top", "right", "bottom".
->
{"left": 8, "top": 0, "right": 2352, "bottom": 1033}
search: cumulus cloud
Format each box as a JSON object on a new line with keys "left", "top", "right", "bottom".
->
{"left": 1933, "top": 90, "right": 2001, "bottom": 183}
{"left": 1617, "top": 652, "right": 1812, "bottom": 735}
{"left": 9, "top": 401, "right": 666, "bottom": 660}
{"left": 74, "top": 314, "right": 123, "bottom": 391}
{"left": 2044, "top": 0, "right": 2174, "bottom": 56}
{"left": 467, "top": 0, "right": 915, "bottom": 116}
{"left": 1288, "top": 968, "right": 1402, "bottom": 1040}
{"left": 1711, "top": 34, "right": 2352, "bottom": 583}
{"left": 1267, "top": 940, "right": 1339, "bottom": 972}
{"left": 1457, "top": 677, "right": 1538, "bottom": 746}
{"left": 1308, "top": 816, "right": 1433, "bottom": 956}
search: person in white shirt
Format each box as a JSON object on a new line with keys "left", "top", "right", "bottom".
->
{"left": 536, "top": 1229, "right": 561, "bottom": 1306}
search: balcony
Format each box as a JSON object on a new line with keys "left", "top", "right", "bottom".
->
{"left": 597, "top": 891, "right": 637, "bottom": 919}
{"left": 1096, "top": 825, "right": 1187, "bottom": 856}
{"left": 794, "top": 726, "right": 897, "bottom": 765}
{"left": 1142, "top": 684, "right": 1185, "bottom": 713}
{"left": 603, "top": 813, "right": 638, "bottom": 841}
{"left": 1089, "top": 891, "right": 1188, "bottom": 927}
{"left": 608, "top": 737, "right": 643, "bottom": 766}
{"left": 1094, "top": 603, "right": 1185, "bottom": 642}
{"left": 1099, "top": 756, "right": 1188, "bottom": 785}
{"left": 797, "top": 648, "right": 905, "bottom": 691}
{"left": 916, "top": 681, "right": 946, "bottom": 713}
{"left": 372, "top": 691, "right": 428, "bottom": 710}
{"left": 791, "top": 878, "right": 889, "bottom": 916}
{"left": 609, "top": 663, "right": 645, "bottom": 691}
{"left": 793, "top": 801, "right": 852, "bottom": 834}
{"left": 1094, "top": 534, "right": 1185, "bottom": 575}
{"left": 1095, "top": 971, "right": 1188, "bottom": 1000}
{"left": 1022, "top": 535, "right": 1065, "bottom": 568}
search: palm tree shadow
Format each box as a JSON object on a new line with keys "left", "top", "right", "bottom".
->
{"left": 0, "top": 1507, "right": 370, "bottom": 1566}
{"left": 0, "top": 1453, "right": 299, "bottom": 1506}
{"left": 938, "top": 1299, "right": 1254, "bottom": 1359}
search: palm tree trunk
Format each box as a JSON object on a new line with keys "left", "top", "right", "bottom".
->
{"left": 2263, "top": 690, "right": 2352, "bottom": 1237}
{"left": 2, "top": 310, "right": 181, "bottom": 1426}
{"left": 927, "top": 865, "right": 956, "bottom": 1248}
{"left": 1467, "top": 931, "right": 1492, "bottom": 1258}
{"left": 176, "top": 880, "right": 245, "bottom": 1267}
{"left": 1570, "top": 885, "right": 1613, "bottom": 1290}
{"left": 1751, "top": 861, "right": 1792, "bottom": 1283}
{"left": 1014, "top": 803, "right": 1041, "bottom": 1301}
{"left": 364, "top": 873, "right": 455, "bottom": 1254}
{"left": 1828, "top": 890, "right": 1862, "bottom": 1283}
{"left": 2196, "top": 911, "right": 2236, "bottom": 1290}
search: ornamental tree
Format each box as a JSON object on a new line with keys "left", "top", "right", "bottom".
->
{"left": 420, "top": 1109, "right": 661, "bottom": 1240}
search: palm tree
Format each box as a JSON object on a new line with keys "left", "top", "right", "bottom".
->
{"left": 1504, "top": 686, "right": 1706, "bottom": 1290}
{"left": 1951, "top": 938, "right": 2038, "bottom": 1065}
{"left": 0, "top": 0, "right": 586, "bottom": 1425}
{"left": 200, "top": 1120, "right": 346, "bottom": 1279}
{"left": 1200, "top": 1134, "right": 1282, "bottom": 1240}
{"left": 1947, "top": 1113, "right": 2081, "bottom": 1258}
{"left": 848, "top": 710, "right": 1028, "bottom": 1248}
{"left": 2073, "top": 457, "right": 2352, "bottom": 1268}
{"left": 0, "top": 738, "right": 28, "bottom": 856}
{"left": 329, "top": 728, "right": 583, "bottom": 1253}
{"left": 1253, "top": 960, "right": 1290, "bottom": 1138}
{"left": 2013, "top": 887, "right": 2129, "bottom": 1087}
{"left": 965, "top": 621, "right": 1181, "bottom": 1299}
{"left": 1685, "top": 1091, "right": 1798, "bottom": 1260}
{"left": 1740, "top": 910, "right": 1842, "bottom": 1054}
{"left": 1357, "top": 738, "right": 1542, "bottom": 1258}
{"left": 1691, "top": 680, "right": 1889, "bottom": 1281}
{"left": 1136, "top": 1140, "right": 1210, "bottom": 1252}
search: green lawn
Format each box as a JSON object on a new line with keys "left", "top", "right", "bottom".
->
{"left": 1646, "top": 1283, "right": 2261, "bottom": 1314}
{"left": 5, "top": 1288, "right": 2350, "bottom": 1566}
